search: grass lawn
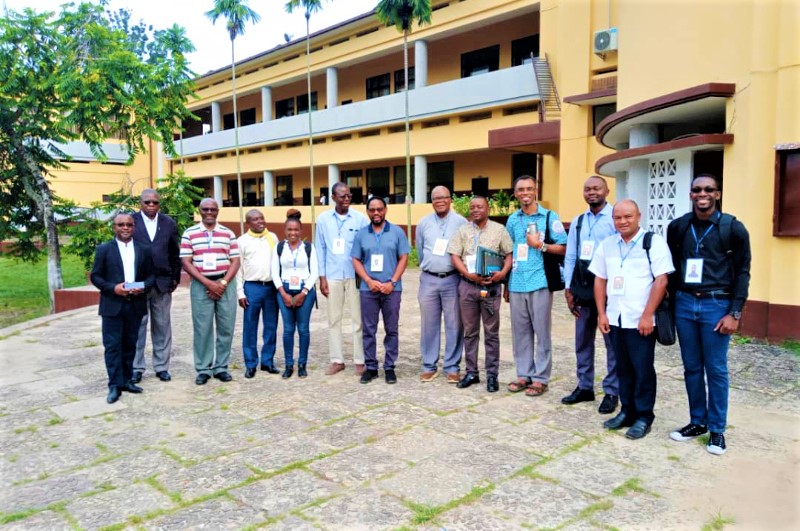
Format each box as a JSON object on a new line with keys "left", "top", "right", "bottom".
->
{"left": 0, "top": 253, "right": 88, "bottom": 329}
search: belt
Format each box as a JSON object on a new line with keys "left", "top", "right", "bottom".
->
{"left": 682, "top": 290, "right": 730, "bottom": 299}
{"left": 245, "top": 280, "right": 273, "bottom": 286}
{"left": 205, "top": 274, "right": 225, "bottom": 281}
{"left": 460, "top": 276, "right": 498, "bottom": 288}
{"left": 423, "top": 270, "right": 458, "bottom": 278}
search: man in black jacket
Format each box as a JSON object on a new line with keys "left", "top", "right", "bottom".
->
{"left": 91, "top": 213, "right": 155, "bottom": 404}
{"left": 131, "top": 189, "right": 181, "bottom": 383}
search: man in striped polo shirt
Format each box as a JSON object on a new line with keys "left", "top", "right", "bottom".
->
{"left": 180, "top": 198, "right": 241, "bottom": 385}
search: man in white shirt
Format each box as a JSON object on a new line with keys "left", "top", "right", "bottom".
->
{"left": 589, "top": 200, "right": 674, "bottom": 440}
{"left": 235, "top": 209, "right": 280, "bottom": 378}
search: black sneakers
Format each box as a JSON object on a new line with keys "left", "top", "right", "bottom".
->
{"left": 385, "top": 369, "right": 397, "bottom": 384}
{"left": 360, "top": 369, "right": 379, "bottom": 384}
{"left": 707, "top": 432, "right": 727, "bottom": 455}
{"left": 669, "top": 423, "right": 708, "bottom": 442}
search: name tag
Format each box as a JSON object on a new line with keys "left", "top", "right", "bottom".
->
{"left": 332, "top": 238, "right": 345, "bottom": 255}
{"left": 516, "top": 243, "right": 529, "bottom": 262}
{"left": 685, "top": 258, "right": 704, "bottom": 284}
{"left": 288, "top": 268, "right": 302, "bottom": 290}
{"left": 432, "top": 238, "right": 448, "bottom": 256}
{"left": 202, "top": 253, "right": 217, "bottom": 270}
{"left": 371, "top": 254, "right": 384, "bottom": 273}
{"left": 579, "top": 240, "right": 595, "bottom": 261}
{"left": 610, "top": 275, "right": 625, "bottom": 295}
{"left": 466, "top": 255, "right": 476, "bottom": 274}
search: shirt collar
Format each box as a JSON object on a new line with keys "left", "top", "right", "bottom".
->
{"left": 587, "top": 202, "right": 613, "bottom": 218}
{"left": 116, "top": 238, "right": 133, "bottom": 247}
{"left": 142, "top": 212, "right": 158, "bottom": 222}
{"left": 615, "top": 227, "right": 646, "bottom": 244}
{"left": 367, "top": 220, "right": 391, "bottom": 234}
{"left": 519, "top": 204, "right": 547, "bottom": 217}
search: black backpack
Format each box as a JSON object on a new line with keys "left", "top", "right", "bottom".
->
{"left": 542, "top": 210, "right": 565, "bottom": 292}
{"left": 276, "top": 240, "right": 313, "bottom": 277}
{"left": 568, "top": 213, "right": 595, "bottom": 304}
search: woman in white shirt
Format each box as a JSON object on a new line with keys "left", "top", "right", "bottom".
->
{"left": 271, "top": 209, "right": 319, "bottom": 378}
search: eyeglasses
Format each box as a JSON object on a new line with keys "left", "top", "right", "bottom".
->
{"left": 334, "top": 194, "right": 352, "bottom": 200}
{"left": 200, "top": 208, "right": 219, "bottom": 212}
{"left": 367, "top": 208, "right": 384, "bottom": 213}
{"left": 431, "top": 196, "right": 451, "bottom": 201}
{"left": 115, "top": 223, "right": 134, "bottom": 227}
{"left": 690, "top": 187, "right": 718, "bottom": 194}
{"left": 142, "top": 200, "right": 160, "bottom": 205}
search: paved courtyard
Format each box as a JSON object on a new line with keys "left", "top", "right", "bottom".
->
{"left": 1, "top": 272, "right": 798, "bottom": 530}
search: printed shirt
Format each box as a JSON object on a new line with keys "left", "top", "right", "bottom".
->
{"left": 179, "top": 223, "right": 239, "bottom": 278}
{"left": 271, "top": 241, "right": 319, "bottom": 291}
{"left": 506, "top": 205, "right": 568, "bottom": 292}
{"left": 315, "top": 208, "right": 369, "bottom": 280}
{"left": 448, "top": 219, "right": 513, "bottom": 260}
{"left": 351, "top": 221, "right": 410, "bottom": 291}
{"left": 416, "top": 210, "right": 467, "bottom": 273}
{"left": 235, "top": 231, "right": 278, "bottom": 299}
{"left": 563, "top": 203, "right": 616, "bottom": 287}
{"left": 589, "top": 228, "right": 675, "bottom": 329}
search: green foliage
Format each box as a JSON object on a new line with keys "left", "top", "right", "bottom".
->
{"left": 780, "top": 339, "right": 800, "bottom": 357}
{"left": 285, "top": 0, "right": 325, "bottom": 17}
{"left": 155, "top": 171, "right": 205, "bottom": 234}
{"left": 489, "top": 189, "right": 514, "bottom": 216}
{"left": 206, "top": 0, "right": 261, "bottom": 41}
{"left": 702, "top": 511, "right": 735, "bottom": 531}
{"left": 451, "top": 193, "right": 473, "bottom": 218}
{"left": 375, "top": 0, "right": 433, "bottom": 32}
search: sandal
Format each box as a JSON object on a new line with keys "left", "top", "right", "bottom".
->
{"left": 507, "top": 378, "right": 531, "bottom": 393}
{"left": 525, "top": 382, "right": 548, "bottom": 397}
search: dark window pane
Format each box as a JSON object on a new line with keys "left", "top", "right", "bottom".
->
{"left": 366, "top": 73, "right": 391, "bottom": 99}
{"left": 275, "top": 175, "right": 293, "bottom": 206}
{"left": 296, "top": 92, "right": 318, "bottom": 114}
{"left": 427, "top": 161, "right": 454, "bottom": 202}
{"left": 775, "top": 149, "right": 800, "bottom": 236}
{"left": 394, "top": 67, "right": 415, "bottom": 92}
{"left": 239, "top": 108, "right": 256, "bottom": 126}
{"left": 592, "top": 103, "right": 616, "bottom": 136}
{"left": 512, "top": 35, "right": 539, "bottom": 66}
{"left": 342, "top": 169, "right": 363, "bottom": 204}
{"left": 367, "top": 167, "right": 391, "bottom": 201}
{"left": 461, "top": 45, "right": 500, "bottom": 78}
{"left": 276, "top": 97, "right": 294, "bottom": 119}
{"left": 223, "top": 112, "right": 234, "bottom": 130}
{"left": 393, "top": 164, "right": 414, "bottom": 204}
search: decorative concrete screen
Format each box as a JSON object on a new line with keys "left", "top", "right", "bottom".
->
{"left": 647, "top": 158, "right": 678, "bottom": 237}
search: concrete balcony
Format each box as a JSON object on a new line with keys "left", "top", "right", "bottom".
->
{"left": 173, "top": 65, "right": 540, "bottom": 159}
{"left": 48, "top": 141, "right": 130, "bottom": 163}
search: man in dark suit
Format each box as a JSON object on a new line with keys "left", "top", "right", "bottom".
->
{"left": 91, "top": 213, "right": 155, "bottom": 404}
{"left": 131, "top": 189, "right": 181, "bottom": 383}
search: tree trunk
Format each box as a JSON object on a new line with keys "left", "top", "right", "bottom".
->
{"left": 306, "top": 11, "right": 316, "bottom": 237}
{"left": 404, "top": 29, "right": 412, "bottom": 245}
{"left": 231, "top": 38, "right": 245, "bottom": 235}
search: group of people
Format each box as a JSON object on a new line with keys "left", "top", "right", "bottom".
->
{"left": 92, "top": 173, "right": 750, "bottom": 456}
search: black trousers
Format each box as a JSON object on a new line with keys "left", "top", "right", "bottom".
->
{"left": 102, "top": 302, "right": 144, "bottom": 389}
{"left": 609, "top": 325, "right": 657, "bottom": 424}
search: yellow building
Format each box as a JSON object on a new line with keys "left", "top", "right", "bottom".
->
{"left": 49, "top": 0, "right": 798, "bottom": 339}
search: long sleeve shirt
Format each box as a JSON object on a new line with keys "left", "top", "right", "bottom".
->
{"left": 315, "top": 208, "right": 369, "bottom": 280}
{"left": 235, "top": 231, "right": 279, "bottom": 299}
{"left": 563, "top": 202, "right": 616, "bottom": 287}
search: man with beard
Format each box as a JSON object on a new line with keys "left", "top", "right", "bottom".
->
{"left": 562, "top": 176, "right": 619, "bottom": 413}
{"left": 351, "top": 196, "right": 409, "bottom": 384}
{"left": 667, "top": 174, "right": 751, "bottom": 456}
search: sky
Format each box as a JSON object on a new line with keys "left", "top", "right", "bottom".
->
{"left": 3, "top": 0, "right": 378, "bottom": 75}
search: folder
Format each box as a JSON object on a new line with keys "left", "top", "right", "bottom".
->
{"left": 476, "top": 245, "right": 504, "bottom": 276}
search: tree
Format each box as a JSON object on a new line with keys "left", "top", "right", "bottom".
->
{"left": 285, "top": 0, "right": 325, "bottom": 238}
{"left": 375, "top": 0, "right": 432, "bottom": 244}
{"left": 205, "top": 0, "right": 261, "bottom": 236}
{"left": 0, "top": 2, "right": 196, "bottom": 312}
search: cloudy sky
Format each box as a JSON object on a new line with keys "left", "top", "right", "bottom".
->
{"left": 3, "top": 0, "right": 377, "bottom": 75}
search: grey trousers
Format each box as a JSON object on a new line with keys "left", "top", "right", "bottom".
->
{"left": 509, "top": 289, "right": 553, "bottom": 384}
{"left": 134, "top": 289, "right": 173, "bottom": 373}
{"left": 418, "top": 273, "right": 463, "bottom": 374}
{"left": 459, "top": 280, "right": 501, "bottom": 377}
{"left": 575, "top": 304, "right": 618, "bottom": 395}
{"left": 190, "top": 279, "right": 237, "bottom": 376}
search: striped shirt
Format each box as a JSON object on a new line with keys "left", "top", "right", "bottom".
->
{"left": 180, "top": 223, "right": 239, "bottom": 277}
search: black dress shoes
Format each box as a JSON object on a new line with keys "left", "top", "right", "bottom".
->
{"left": 214, "top": 372, "right": 233, "bottom": 382}
{"left": 561, "top": 387, "right": 595, "bottom": 405}
{"left": 282, "top": 367, "right": 294, "bottom": 379}
{"left": 195, "top": 373, "right": 211, "bottom": 385}
{"left": 121, "top": 382, "right": 143, "bottom": 393}
{"left": 261, "top": 365, "right": 280, "bottom": 374}
{"left": 298, "top": 364, "right": 308, "bottom": 378}
{"left": 106, "top": 387, "right": 121, "bottom": 404}
{"left": 603, "top": 412, "right": 634, "bottom": 430}
{"left": 360, "top": 369, "right": 379, "bottom": 384}
{"left": 456, "top": 372, "right": 480, "bottom": 389}
{"left": 385, "top": 369, "right": 397, "bottom": 384}
{"left": 625, "top": 419, "right": 652, "bottom": 440}
{"left": 130, "top": 371, "right": 143, "bottom": 384}
{"left": 245, "top": 367, "right": 257, "bottom": 379}
{"left": 486, "top": 375, "right": 499, "bottom": 393}
{"left": 156, "top": 371, "right": 172, "bottom": 382}
{"left": 598, "top": 394, "right": 619, "bottom": 414}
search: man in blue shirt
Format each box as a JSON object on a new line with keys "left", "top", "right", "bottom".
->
{"left": 351, "top": 196, "right": 410, "bottom": 385}
{"left": 562, "top": 176, "right": 619, "bottom": 414}
{"left": 315, "top": 183, "right": 369, "bottom": 377}
{"left": 505, "top": 175, "right": 567, "bottom": 397}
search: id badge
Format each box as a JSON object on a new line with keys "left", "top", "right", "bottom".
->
{"left": 579, "top": 240, "right": 595, "bottom": 260}
{"left": 516, "top": 243, "right": 529, "bottom": 262}
{"left": 466, "top": 255, "right": 477, "bottom": 274}
{"left": 289, "top": 269, "right": 302, "bottom": 290}
{"left": 370, "top": 254, "right": 384, "bottom": 273}
{"left": 202, "top": 253, "right": 217, "bottom": 270}
{"left": 432, "top": 238, "right": 448, "bottom": 256}
{"left": 610, "top": 275, "right": 625, "bottom": 295}
{"left": 685, "top": 258, "right": 704, "bottom": 284}
{"left": 332, "top": 238, "right": 345, "bottom": 255}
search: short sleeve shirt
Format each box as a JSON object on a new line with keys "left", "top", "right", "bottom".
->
{"left": 448, "top": 220, "right": 513, "bottom": 259}
{"left": 506, "top": 206, "right": 568, "bottom": 292}
{"left": 180, "top": 223, "right": 239, "bottom": 277}
{"left": 351, "top": 221, "right": 410, "bottom": 291}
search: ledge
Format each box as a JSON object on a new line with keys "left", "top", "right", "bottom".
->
{"left": 488, "top": 120, "right": 560, "bottom": 155}
{"left": 595, "top": 133, "right": 734, "bottom": 175}
{"left": 563, "top": 88, "right": 617, "bottom": 106}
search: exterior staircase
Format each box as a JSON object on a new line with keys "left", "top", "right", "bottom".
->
{"left": 533, "top": 54, "right": 561, "bottom": 122}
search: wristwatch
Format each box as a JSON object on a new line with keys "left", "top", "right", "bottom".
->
{"left": 391, "top": 280, "right": 398, "bottom": 287}
{"left": 220, "top": 279, "right": 228, "bottom": 287}
{"left": 729, "top": 311, "right": 742, "bottom": 320}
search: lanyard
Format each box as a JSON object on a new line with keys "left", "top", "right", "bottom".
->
{"left": 205, "top": 230, "right": 214, "bottom": 249}
{"left": 586, "top": 213, "right": 600, "bottom": 239}
{"left": 373, "top": 224, "right": 386, "bottom": 246}
{"left": 335, "top": 213, "right": 347, "bottom": 236}
{"left": 436, "top": 214, "right": 449, "bottom": 237}
{"left": 690, "top": 212, "right": 720, "bottom": 254}
{"left": 288, "top": 242, "right": 300, "bottom": 269}
{"left": 617, "top": 232, "right": 644, "bottom": 267}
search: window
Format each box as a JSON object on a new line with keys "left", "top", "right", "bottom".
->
{"left": 472, "top": 177, "right": 489, "bottom": 198}
{"left": 341, "top": 169, "right": 364, "bottom": 204}
{"left": 366, "top": 73, "right": 391, "bottom": 99}
{"left": 774, "top": 147, "right": 800, "bottom": 236}
{"left": 367, "top": 167, "right": 391, "bottom": 202}
{"left": 461, "top": 45, "right": 499, "bottom": 78}
{"left": 427, "top": 161, "right": 454, "bottom": 202}
{"left": 223, "top": 112, "right": 234, "bottom": 130}
{"left": 296, "top": 92, "right": 318, "bottom": 114}
{"left": 393, "top": 164, "right": 414, "bottom": 204}
{"left": 239, "top": 108, "right": 256, "bottom": 126}
{"left": 394, "top": 67, "right": 415, "bottom": 92}
{"left": 512, "top": 35, "right": 539, "bottom": 66}
{"left": 275, "top": 97, "right": 294, "bottom": 119}
{"left": 275, "top": 175, "right": 293, "bottom": 206}
{"left": 592, "top": 103, "right": 616, "bottom": 136}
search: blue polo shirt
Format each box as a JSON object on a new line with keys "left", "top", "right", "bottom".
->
{"left": 351, "top": 221, "right": 410, "bottom": 291}
{"left": 506, "top": 205, "right": 568, "bottom": 292}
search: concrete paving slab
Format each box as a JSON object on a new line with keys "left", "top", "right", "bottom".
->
{"left": 50, "top": 396, "right": 126, "bottom": 420}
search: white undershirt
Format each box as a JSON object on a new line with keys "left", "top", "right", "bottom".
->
{"left": 143, "top": 213, "right": 158, "bottom": 242}
{"left": 116, "top": 239, "right": 136, "bottom": 283}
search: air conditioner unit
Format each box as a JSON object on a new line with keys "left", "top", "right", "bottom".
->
{"left": 594, "top": 28, "right": 618, "bottom": 54}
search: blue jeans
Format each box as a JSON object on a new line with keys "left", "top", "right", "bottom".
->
{"left": 277, "top": 285, "right": 316, "bottom": 366}
{"left": 242, "top": 281, "right": 279, "bottom": 369}
{"left": 674, "top": 290, "right": 732, "bottom": 433}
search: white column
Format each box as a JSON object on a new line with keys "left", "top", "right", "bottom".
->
{"left": 213, "top": 176, "right": 223, "bottom": 205}
{"left": 326, "top": 67, "right": 338, "bottom": 109}
{"left": 263, "top": 171, "right": 274, "bottom": 207}
{"left": 414, "top": 155, "right": 427, "bottom": 203}
{"left": 261, "top": 87, "right": 273, "bottom": 122}
{"left": 414, "top": 40, "right": 428, "bottom": 88}
{"left": 211, "top": 102, "right": 221, "bottom": 133}
{"left": 328, "top": 164, "right": 340, "bottom": 196}
{"left": 627, "top": 125, "right": 658, "bottom": 226}
{"left": 613, "top": 142, "right": 629, "bottom": 201}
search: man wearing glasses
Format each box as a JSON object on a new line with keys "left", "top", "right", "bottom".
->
{"left": 315, "top": 183, "right": 369, "bottom": 376}
{"left": 180, "top": 198, "right": 241, "bottom": 385}
{"left": 415, "top": 186, "right": 467, "bottom": 382}
{"left": 667, "top": 174, "right": 751, "bottom": 456}
{"left": 131, "top": 189, "right": 181, "bottom": 384}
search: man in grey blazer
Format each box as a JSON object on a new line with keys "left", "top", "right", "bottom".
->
{"left": 131, "top": 189, "right": 181, "bottom": 383}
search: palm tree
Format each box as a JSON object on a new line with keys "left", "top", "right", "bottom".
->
{"left": 205, "top": 0, "right": 261, "bottom": 235}
{"left": 375, "top": 0, "right": 432, "bottom": 244}
{"left": 285, "top": 0, "right": 325, "bottom": 238}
